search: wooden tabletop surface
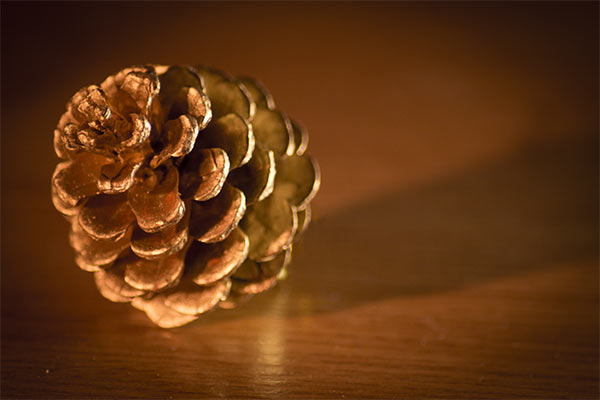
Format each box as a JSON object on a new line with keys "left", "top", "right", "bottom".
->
{"left": 1, "top": 2, "right": 598, "bottom": 399}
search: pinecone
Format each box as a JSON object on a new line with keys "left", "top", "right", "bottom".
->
{"left": 51, "top": 65, "right": 319, "bottom": 328}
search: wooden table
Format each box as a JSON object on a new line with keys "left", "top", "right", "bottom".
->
{"left": 2, "top": 2, "right": 598, "bottom": 398}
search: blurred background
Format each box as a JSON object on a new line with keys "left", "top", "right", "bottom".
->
{"left": 2, "top": 2, "right": 598, "bottom": 398}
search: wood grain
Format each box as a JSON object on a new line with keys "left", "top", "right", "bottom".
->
{"left": 1, "top": 2, "right": 598, "bottom": 398}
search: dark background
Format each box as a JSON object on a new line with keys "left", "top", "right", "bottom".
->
{"left": 2, "top": 2, "right": 598, "bottom": 398}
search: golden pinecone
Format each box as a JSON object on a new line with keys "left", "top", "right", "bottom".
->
{"left": 51, "top": 65, "right": 319, "bottom": 328}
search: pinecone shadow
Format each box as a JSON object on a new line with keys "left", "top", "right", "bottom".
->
{"left": 203, "top": 135, "right": 598, "bottom": 323}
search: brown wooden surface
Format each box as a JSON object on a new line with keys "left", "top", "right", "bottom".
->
{"left": 1, "top": 2, "right": 598, "bottom": 399}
